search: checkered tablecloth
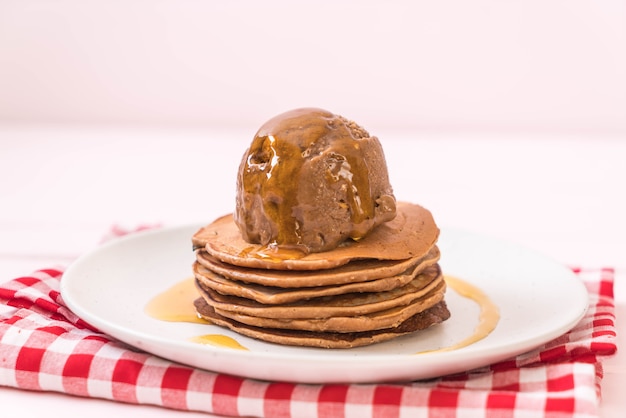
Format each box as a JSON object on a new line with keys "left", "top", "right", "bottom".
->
{"left": 0, "top": 262, "right": 617, "bottom": 417}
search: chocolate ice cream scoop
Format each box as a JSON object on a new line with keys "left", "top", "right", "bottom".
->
{"left": 234, "top": 107, "right": 396, "bottom": 254}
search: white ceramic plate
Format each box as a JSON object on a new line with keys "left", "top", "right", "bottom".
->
{"left": 61, "top": 225, "right": 588, "bottom": 384}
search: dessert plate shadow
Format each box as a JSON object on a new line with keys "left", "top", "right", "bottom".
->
{"left": 61, "top": 225, "right": 588, "bottom": 384}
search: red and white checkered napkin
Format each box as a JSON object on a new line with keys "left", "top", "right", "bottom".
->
{"left": 0, "top": 267, "right": 617, "bottom": 418}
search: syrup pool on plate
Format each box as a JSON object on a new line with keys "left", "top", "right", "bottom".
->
{"left": 144, "top": 277, "right": 206, "bottom": 324}
{"left": 415, "top": 275, "right": 500, "bottom": 354}
{"left": 144, "top": 278, "right": 251, "bottom": 349}
{"left": 144, "top": 275, "right": 499, "bottom": 354}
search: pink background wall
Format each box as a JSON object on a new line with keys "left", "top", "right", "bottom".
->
{"left": 1, "top": 0, "right": 625, "bottom": 134}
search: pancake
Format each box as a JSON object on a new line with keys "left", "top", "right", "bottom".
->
{"left": 195, "top": 266, "right": 444, "bottom": 319}
{"left": 192, "top": 202, "right": 439, "bottom": 271}
{"left": 195, "top": 246, "right": 440, "bottom": 288}
{"left": 194, "top": 297, "right": 451, "bottom": 349}
{"left": 194, "top": 261, "right": 419, "bottom": 304}
{"left": 211, "top": 283, "right": 445, "bottom": 333}
{"left": 193, "top": 258, "right": 435, "bottom": 305}
{"left": 193, "top": 249, "right": 440, "bottom": 305}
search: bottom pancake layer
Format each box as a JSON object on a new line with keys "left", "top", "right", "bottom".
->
{"left": 194, "top": 297, "right": 451, "bottom": 349}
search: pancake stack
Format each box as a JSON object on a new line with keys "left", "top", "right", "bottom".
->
{"left": 192, "top": 202, "right": 450, "bottom": 349}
